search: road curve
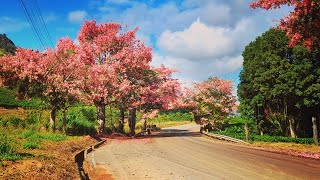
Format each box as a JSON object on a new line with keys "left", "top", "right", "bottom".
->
{"left": 88, "top": 123, "right": 320, "bottom": 180}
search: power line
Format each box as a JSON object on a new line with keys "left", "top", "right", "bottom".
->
{"left": 25, "top": 0, "right": 49, "bottom": 48}
{"left": 19, "top": 0, "right": 46, "bottom": 49}
{"left": 31, "top": 0, "right": 54, "bottom": 47}
{"left": 19, "top": 0, "right": 54, "bottom": 50}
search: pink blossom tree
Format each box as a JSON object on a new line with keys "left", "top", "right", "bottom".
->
{"left": 174, "top": 77, "right": 235, "bottom": 125}
{"left": 251, "top": 0, "right": 320, "bottom": 50}
{"left": 0, "top": 37, "right": 81, "bottom": 131}
{"left": 77, "top": 20, "right": 154, "bottom": 134}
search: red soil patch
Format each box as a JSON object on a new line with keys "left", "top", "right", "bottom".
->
{"left": 83, "top": 162, "right": 114, "bottom": 180}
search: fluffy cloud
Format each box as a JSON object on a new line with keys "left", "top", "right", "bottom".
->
{"left": 93, "top": 0, "right": 246, "bottom": 40}
{"left": 157, "top": 18, "right": 259, "bottom": 61}
{"left": 89, "top": 0, "right": 291, "bottom": 86}
{"left": 153, "top": 17, "right": 260, "bottom": 84}
{"left": 68, "top": 10, "right": 87, "bottom": 23}
{"left": 0, "top": 17, "right": 29, "bottom": 33}
{"left": 158, "top": 19, "right": 233, "bottom": 60}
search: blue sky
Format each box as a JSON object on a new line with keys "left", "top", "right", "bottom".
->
{"left": 0, "top": 0, "right": 292, "bottom": 94}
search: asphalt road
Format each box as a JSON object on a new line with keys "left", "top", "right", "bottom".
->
{"left": 88, "top": 123, "right": 320, "bottom": 180}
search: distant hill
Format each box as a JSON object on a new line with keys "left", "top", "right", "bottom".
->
{"left": 0, "top": 34, "right": 16, "bottom": 55}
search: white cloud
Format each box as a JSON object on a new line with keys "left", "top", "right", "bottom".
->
{"left": 0, "top": 17, "right": 29, "bottom": 33}
{"left": 96, "top": 1, "right": 236, "bottom": 38}
{"left": 89, "top": 0, "right": 292, "bottom": 86}
{"left": 158, "top": 19, "right": 233, "bottom": 60}
{"left": 68, "top": 10, "right": 87, "bottom": 23}
{"left": 157, "top": 18, "right": 259, "bottom": 62}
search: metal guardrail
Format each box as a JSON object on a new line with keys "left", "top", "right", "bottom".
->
{"left": 75, "top": 139, "right": 106, "bottom": 180}
{"left": 201, "top": 130, "right": 249, "bottom": 144}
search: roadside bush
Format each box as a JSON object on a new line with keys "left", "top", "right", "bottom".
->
{"left": 64, "top": 106, "right": 97, "bottom": 135}
{"left": 251, "top": 134, "right": 314, "bottom": 144}
{"left": 19, "top": 98, "right": 43, "bottom": 109}
{"left": 224, "top": 125, "right": 244, "bottom": 134}
{"left": 213, "top": 131, "right": 314, "bottom": 144}
{"left": 0, "top": 87, "right": 19, "bottom": 108}
{"left": 66, "top": 118, "right": 96, "bottom": 135}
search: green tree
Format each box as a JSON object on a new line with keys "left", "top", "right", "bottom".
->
{"left": 239, "top": 28, "right": 320, "bottom": 139}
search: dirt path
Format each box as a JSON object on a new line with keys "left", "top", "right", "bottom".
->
{"left": 86, "top": 123, "right": 320, "bottom": 179}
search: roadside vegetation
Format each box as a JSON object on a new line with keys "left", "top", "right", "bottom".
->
{"left": 2, "top": 0, "right": 320, "bottom": 178}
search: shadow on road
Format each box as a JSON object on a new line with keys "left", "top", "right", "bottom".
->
{"left": 148, "top": 128, "right": 202, "bottom": 138}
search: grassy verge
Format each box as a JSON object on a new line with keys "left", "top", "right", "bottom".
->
{"left": 212, "top": 131, "right": 314, "bottom": 144}
{"left": 0, "top": 127, "right": 98, "bottom": 179}
{"left": 250, "top": 141, "right": 320, "bottom": 159}
{"left": 209, "top": 130, "right": 320, "bottom": 159}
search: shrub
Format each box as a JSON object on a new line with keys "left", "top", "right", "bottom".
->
{"left": 225, "top": 125, "right": 244, "bottom": 134}
{"left": 0, "top": 87, "right": 19, "bottom": 108}
{"left": 213, "top": 131, "right": 314, "bottom": 144}
{"left": 66, "top": 118, "right": 96, "bottom": 135}
{"left": 19, "top": 98, "right": 43, "bottom": 109}
{"left": 64, "top": 106, "right": 97, "bottom": 135}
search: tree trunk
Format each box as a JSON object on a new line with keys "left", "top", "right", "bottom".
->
{"left": 96, "top": 100, "right": 106, "bottom": 135}
{"left": 244, "top": 122, "right": 249, "bottom": 142}
{"left": 312, "top": 117, "right": 319, "bottom": 146}
{"left": 50, "top": 108, "right": 57, "bottom": 132}
{"left": 289, "top": 118, "right": 296, "bottom": 138}
{"left": 128, "top": 108, "right": 136, "bottom": 136}
{"left": 62, "top": 108, "right": 67, "bottom": 133}
{"left": 118, "top": 107, "right": 125, "bottom": 134}
{"left": 143, "top": 119, "right": 147, "bottom": 130}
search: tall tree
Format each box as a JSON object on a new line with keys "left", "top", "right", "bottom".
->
{"left": 0, "top": 38, "right": 81, "bottom": 132}
{"left": 239, "top": 28, "right": 320, "bottom": 138}
{"left": 77, "top": 20, "right": 153, "bottom": 134}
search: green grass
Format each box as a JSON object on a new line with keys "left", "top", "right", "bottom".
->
{"left": 0, "top": 128, "right": 69, "bottom": 163}
{"left": 21, "top": 130, "right": 68, "bottom": 142}
{"left": 212, "top": 131, "right": 314, "bottom": 144}
{"left": 22, "top": 140, "right": 39, "bottom": 149}
{"left": 0, "top": 132, "right": 21, "bottom": 161}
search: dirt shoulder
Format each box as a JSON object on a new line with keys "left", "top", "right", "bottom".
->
{"left": 0, "top": 136, "right": 98, "bottom": 179}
